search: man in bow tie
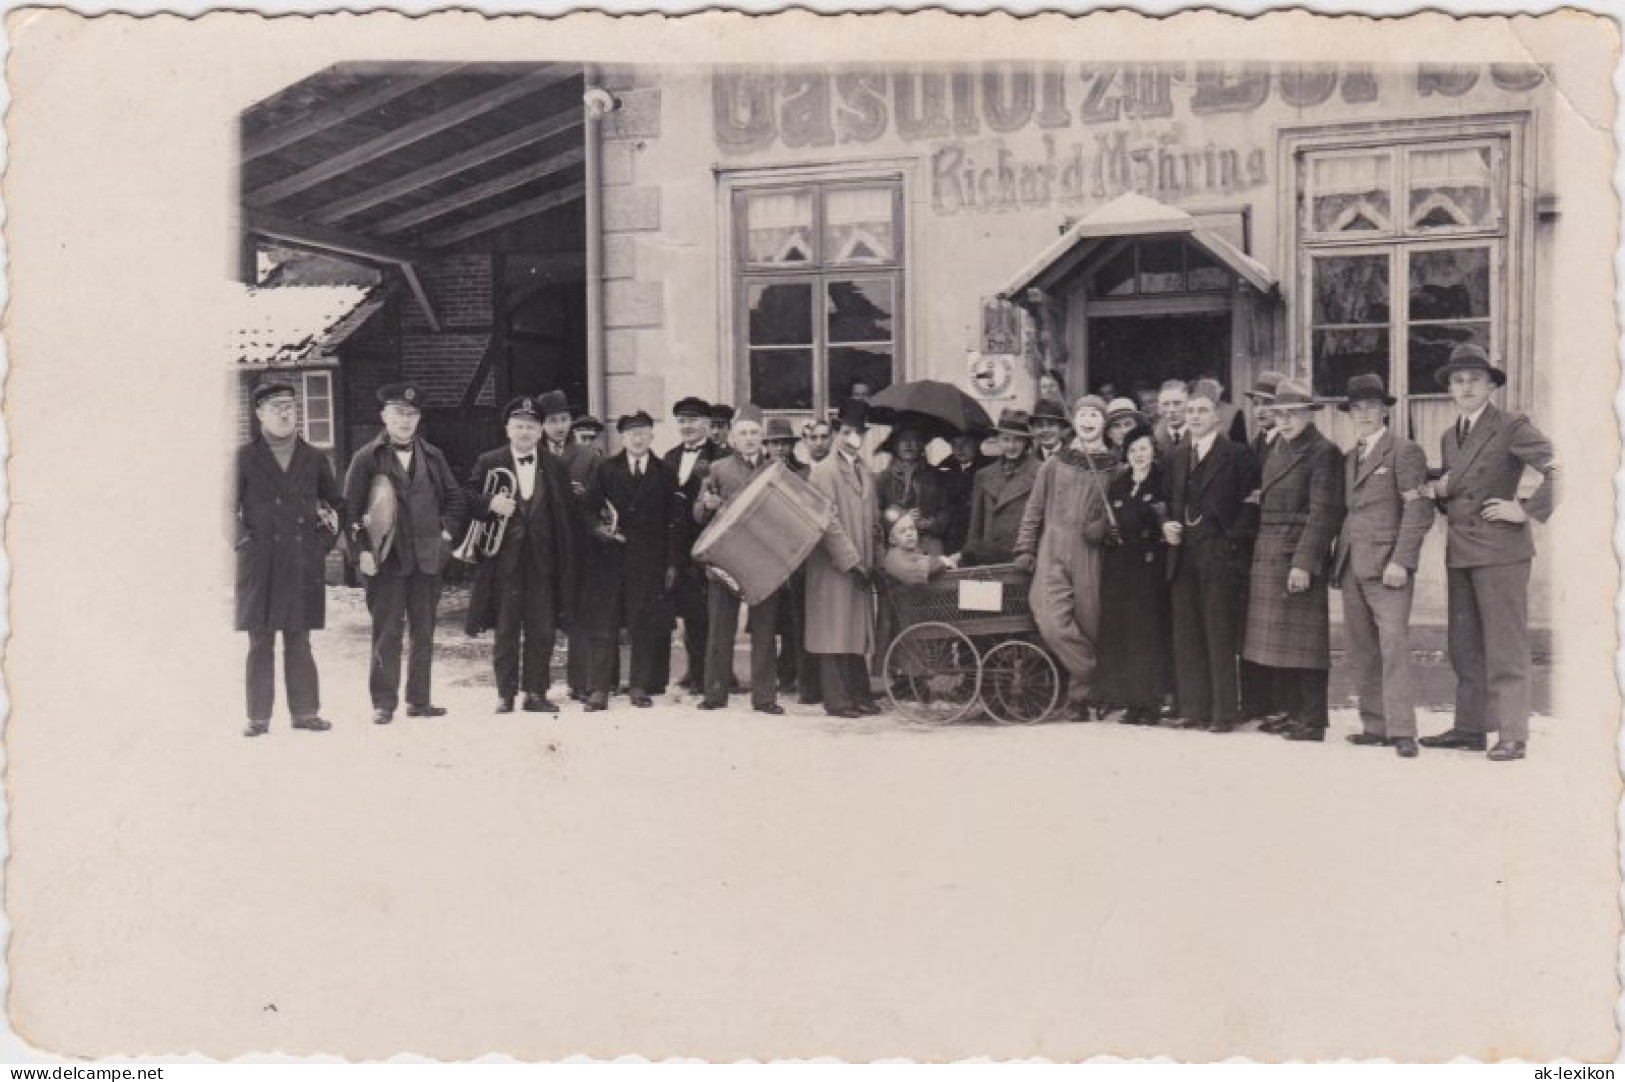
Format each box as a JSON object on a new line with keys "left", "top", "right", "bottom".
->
{"left": 343, "top": 383, "right": 469, "bottom": 726}
{"left": 663, "top": 396, "right": 724, "bottom": 694}
{"left": 463, "top": 394, "right": 583, "bottom": 715}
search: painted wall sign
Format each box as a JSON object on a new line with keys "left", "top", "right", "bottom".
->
{"left": 713, "top": 62, "right": 1547, "bottom": 154}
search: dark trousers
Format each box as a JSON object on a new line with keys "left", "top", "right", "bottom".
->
{"left": 704, "top": 584, "right": 780, "bottom": 709}
{"left": 246, "top": 629, "right": 319, "bottom": 722}
{"left": 675, "top": 575, "right": 708, "bottom": 687}
{"left": 493, "top": 558, "right": 556, "bottom": 699}
{"left": 818, "top": 653, "right": 874, "bottom": 715}
{"left": 1170, "top": 539, "right": 1243, "bottom": 725}
{"left": 1267, "top": 666, "right": 1330, "bottom": 729}
{"left": 365, "top": 571, "right": 442, "bottom": 711}
{"left": 566, "top": 627, "right": 617, "bottom": 693}
{"left": 1447, "top": 561, "right": 1532, "bottom": 742}
{"left": 589, "top": 631, "right": 664, "bottom": 697}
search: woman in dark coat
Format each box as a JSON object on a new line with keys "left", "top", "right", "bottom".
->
{"left": 874, "top": 425, "right": 948, "bottom": 556}
{"left": 1095, "top": 424, "right": 1171, "bottom": 724}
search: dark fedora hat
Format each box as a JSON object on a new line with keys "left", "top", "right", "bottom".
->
{"left": 1434, "top": 342, "right": 1507, "bottom": 388}
{"left": 835, "top": 398, "right": 870, "bottom": 431}
{"left": 995, "top": 408, "right": 1031, "bottom": 436}
{"left": 1244, "top": 370, "right": 1288, "bottom": 401}
{"left": 1029, "top": 398, "right": 1069, "bottom": 426}
{"left": 617, "top": 410, "right": 655, "bottom": 433}
{"left": 1269, "top": 378, "right": 1321, "bottom": 410}
{"left": 762, "top": 416, "right": 796, "bottom": 443}
{"left": 1337, "top": 373, "right": 1397, "bottom": 411}
{"left": 535, "top": 389, "right": 571, "bottom": 420}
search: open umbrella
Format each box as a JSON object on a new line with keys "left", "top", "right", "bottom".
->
{"left": 866, "top": 379, "right": 995, "bottom": 441}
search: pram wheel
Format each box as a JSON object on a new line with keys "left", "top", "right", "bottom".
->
{"left": 883, "top": 622, "right": 981, "bottom": 724}
{"left": 980, "top": 640, "right": 1060, "bottom": 724}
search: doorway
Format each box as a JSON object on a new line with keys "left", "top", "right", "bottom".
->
{"left": 1086, "top": 312, "right": 1233, "bottom": 399}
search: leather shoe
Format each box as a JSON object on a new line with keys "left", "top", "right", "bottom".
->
{"left": 406, "top": 704, "right": 448, "bottom": 718}
{"left": 372, "top": 709, "right": 394, "bottom": 725}
{"left": 1394, "top": 738, "right": 1420, "bottom": 758}
{"left": 584, "top": 694, "right": 608, "bottom": 712}
{"left": 1346, "top": 733, "right": 1388, "bottom": 747}
{"left": 523, "top": 695, "right": 558, "bottom": 714}
{"left": 1260, "top": 718, "right": 1295, "bottom": 734}
{"left": 630, "top": 693, "right": 653, "bottom": 709}
{"left": 697, "top": 699, "right": 727, "bottom": 711}
{"left": 244, "top": 719, "right": 269, "bottom": 737}
{"left": 826, "top": 707, "right": 863, "bottom": 719}
{"left": 495, "top": 697, "right": 516, "bottom": 714}
{"left": 291, "top": 716, "right": 331, "bottom": 731}
{"left": 856, "top": 702, "right": 883, "bottom": 716}
{"left": 1208, "top": 721, "right": 1236, "bottom": 734}
{"left": 754, "top": 703, "right": 785, "bottom": 716}
{"left": 1284, "top": 725, "right": 1325, "bottom": 742}
{"left": 1176, "top": 718, "right": 1208, "bottom": 731}
{"left": 1419, "top": 729, "right": 1486, "bottom": 751}
{"left": 568, "top": 689, "right": 587, "bottom": 703}
{"left": 1487, "top": 739, "right": 1526, "bottom": 761}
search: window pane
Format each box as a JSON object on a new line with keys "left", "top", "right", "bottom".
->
{"left": 827, "top": 278, "right": 894, "bottom": 344}
{"left": 1312, "top": 254, "right": 1390, "bottom": 325}
{"left": 746, "top": 191, "right": 814, "bottom": 265}
{"left": 1311, "top": 152, "right": 1393, "bottom": 232}
{"left": 824, "top": 187, "right": 896, "bottom": 265}
{"left": 307, "top": 418, "right": 333, "bottom": 446}
{"left": 1409, "top": 248, "right": 1490, "bottom": 321}
{"left": 1313, "top": 328, "right": 1389, "bottom": 397}
{"left": 830, "top": 346, "right": 894, "bottom": 403}
{"left": 1408, "top": 321, "right": 1489, "bottom": 397}
{"left": 1092, "top": 245, "right": 1135, "bottom": 297}
{"left": 305, "top": 397, "right": 331, "bottom": 422}
{"left": 1138, "top": 238, "right": 1185, "bottom": 294}
{"left": 1186, "top": 245, "right": 1231, "bottom": 292}
{"left": 1409, "top": 145, "right": 1496, "bottom": 230}
{"left": 750, "top": 349, "right": 815, "bottom": 410}
{"left": 748, "top": 282, "right": 814, "bottom": 346}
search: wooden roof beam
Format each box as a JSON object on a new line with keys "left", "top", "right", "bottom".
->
{"left": 398, "top": 265, "right": 442, "bottom": 333}
{"left": 308, "top": 108, "right": 583, "bottom": 226}
{"left": 372, "top": 146, "right": 586, "bottom": 236}
{"left": 422, "top": 180, "right": 587, "bottom": 249}
{"left": 243, "top": 209, "right": 428, "bottom": 266}
{"left": 244, "top": 65, "right": 577, "bottom": 209}
{"left": 242, "top": 64, "right": 465, "bottom": 163}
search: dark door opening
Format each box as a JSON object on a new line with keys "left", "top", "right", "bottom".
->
{"left": 1087, "top": 313, "right": 1232, "bottom": 399}
{"left": 507, "top": 281, "right": 588, "bottom": 408}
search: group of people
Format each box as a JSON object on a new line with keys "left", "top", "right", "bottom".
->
{"left": 233, "top": 339, "right": 1556, "bottom": 760}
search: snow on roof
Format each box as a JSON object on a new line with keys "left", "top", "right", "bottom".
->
{"left": 229, "top": 283, "right": 382, "bottom": 366}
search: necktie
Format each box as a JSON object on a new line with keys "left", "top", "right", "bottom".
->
{"left": 517, "top": 454, "right": 534, "bottom": 466}
{"left": 1357, "top": 439, "right": 1368, "bottom": 461}
{"left": 1458, "top": 417, "right": 1471, "bottom": 445}
{"left": 633, "top": 458, "right": 643, "bottom": 478}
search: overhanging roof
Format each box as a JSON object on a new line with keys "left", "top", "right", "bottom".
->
{"left": 1001, "top": 192, "right": 1278, "bottom": 299}
{"left": 229, "top": 283, "right": 384, "bottom": 367}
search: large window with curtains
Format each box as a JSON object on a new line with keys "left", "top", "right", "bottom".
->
{"left": 732, "top": 178, "right": 904, "bottom": 413}
{"left": 1290, "top": 116, "right": 1529, "bottom": 447}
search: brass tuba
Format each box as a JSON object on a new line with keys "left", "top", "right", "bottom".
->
{"left": 453, "top": 467, "right": 518, "bottom": 563}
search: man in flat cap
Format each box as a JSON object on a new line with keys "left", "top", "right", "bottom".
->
{"left": 572, "top": 412, "right": 606, "bottom": 451}
{"left": 663, "top": 396, "right": 723, "bottom": 694}
{"left": 463, "top": 394, "right": 582, "bottom": 714}
{"left": 693, "top": 405, "right": 783, "bottom": 715}
{"left": 1332, "top": 374, "right": 1433, "bottom": 759}
{"left": 763, "top": 417, "right": 817, "bottom": 702}
{"left": 343, "top": 383, "right": 469, "bottom": 725}
{"left": 709, "top": 402, "right": 736, "bottom": 455}
{"left": 529, "top": 390, "right": 600, "bottom": 701}
{"left": 566, "top": 409, "right": 608, "bottom": 698}
{"left": 579, "top": 410, "right": 683, "bottom": 711}
{"left": 232, "top": 380, "right": 344, "bottom": 737}
{"left": 1421, "top": 343, "right": 1558, "bottom": 762}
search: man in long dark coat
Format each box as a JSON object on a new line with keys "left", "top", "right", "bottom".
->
{"left": 1242, "top": 379, "right": 1345, "bottom": 743}
{"left": 1164, "top": 388, "right": 1259, "bottom": 733}
{"left": 579, "top": 411, "right": 683, "bottom": 711}
{"left": 565, "top": 410, "right": 608, "bottom": 699}
{"left": 343, "top": 383, "right": 469, "bottom": 726}
{"left": 233, "top": 381, "right": 344, "bottom": 737}
{"left": 662, "top": 396, "right": 722, "bottom": 693}
{"left": 961, "top": 409, "right": 1036, "bottom": 565}
{"left": 462, "top": 393, "right": 582, "bottom": 714}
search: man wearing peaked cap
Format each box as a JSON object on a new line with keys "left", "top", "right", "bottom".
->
{"left": 343, "top": 381, "right": 468, "bottom": 725}
{"left": 663, "top": 398, "right": 725, "bottom": 694}
{"left": 462, "top": 393, "right": 583, "bottom": 714}
{"left": 572, "top": 412, "right": 605, "bottom": 447}
{"left": 233, "top": 380, "right": 344, "bottom": 737}
{"left": 709, "top": 402, "right": 736, "bottom": 454}
{"left": 1331, "top": 373, "right": 1430, "bottom": 758}
{"left": 1420, "top": 342, "right": 1557, "bottom": 761}
{"left": 564, "top": 407, "right": 608, "bottom": 699}
{"left": 578, "top": 406, "right": 683, "bottom": 711}
{"left": 762, "top": 415, "right": 817, "bottom": 702}
{"left": 693, "top": 403, "right": 785, "bottom": 714}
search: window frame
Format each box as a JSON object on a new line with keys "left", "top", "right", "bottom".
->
{"left": 722, "top": 162, "right": 912, "bottom": 417}
{"left": 298, "top": 368, "right": 336, "bottom": 448}
{"left": 1280, "top": 112, "right": 1535, "bottom": 422}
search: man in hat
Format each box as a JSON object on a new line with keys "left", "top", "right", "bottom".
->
{"left": 1237, "top": 369, "right": 1286, "bottom": 729}
{"left": 764, "top": 417, "right": 818, "bottom": 702}
{"left": 1421, "top": 343, "right": 1558, "bottom": 761}
{"left": 462, "top": 394, "right": 583, "bottom": 714}
{"left": 579, "top": 410, "right": 683, "bottom": 711}
{"left": 232, "top": 381, "right": 344, "bottom": 737}
{"left": 1105, "top": 397, "right": 1148, "bottom": 453}
{"left": 663, "top": 396, "right": 724, "bottom": 693}
{"left": 1153, "top": 379, "right": 1191, "bottom": 462}
{"left": 528, "top": 391, "right": 600, "bottom": 701}
{"left": 709, "top": 403, "right": 736, "bottom": 455}
{"left": 572, "top": 412, "right": 606, "bottom": 450}
{"left": 937, "top": 431, "right": 992, "bottom": 555}
{"left": 343, "top": 383, "right": 469, "bottom": 725}
{"left": 961, "top": 409, "right": 1037, "bottom": 566}
{"left": 1163, "top": 386, "right": 1260, "bottom": 733}
{"left": 692, "top": 405, "right": 785, "bottom": 714}
{"left": 801, "top": 419, "right": 834, "bottom": 467}
{"left": 1241, "top": 379, "right": 1345, "bottom": 743}
{"left": 805, "top": 399, "right": 883, "bottom": 718}
{"left": 1029, "top": 398, "right": 1069, "bottom": 463}
{"left": 1331, "top": 374, "right": 1433, "bottom": 759}
{"left": 566, "top": 410, "right": 609, "bottom": 698}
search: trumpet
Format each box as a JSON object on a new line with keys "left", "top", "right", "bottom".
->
{"left": 453, "top": 467, "right": 517, "bottom": 563}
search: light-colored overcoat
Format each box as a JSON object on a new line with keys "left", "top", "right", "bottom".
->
{"left": 804, "top": 450, "right": 879, "bottom": 656}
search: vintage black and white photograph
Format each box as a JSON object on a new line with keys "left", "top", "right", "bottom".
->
{"left": 3, "top": 8, "right": 1619, "bottom": 1062}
